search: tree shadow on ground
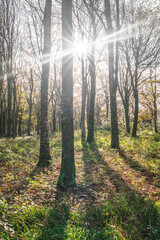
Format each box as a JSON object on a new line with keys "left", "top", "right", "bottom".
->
{"left": 119, "top": 149, "right": 160, "bottom": 187}
{"left": 12, "top": 165, "right": 52, "bottom": 193}
{"left": 17, "top": 134, "right": 61, "bottom": 191}
{"left": 35, "top": 141, "right": 108, "bottom": 240}
{"left": 37, "top": 189, "right": 71, "bottom": 240}
{"left": 80, "top": 141, "right": 160, "bottom": 240}
{"left": 4, "top": 139, "right": 159, "bottom": 240}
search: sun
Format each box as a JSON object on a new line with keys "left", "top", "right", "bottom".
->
{"left": 73, "top": 41, "right": 88, "bottom": 58}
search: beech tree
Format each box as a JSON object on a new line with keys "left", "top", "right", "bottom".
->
{"left": 0, "top": 12, "right": 4, "bottom": 137}
{"left": 104, "top": 0, "right": 119, "bottom": 148}
{"left": 0, "top": 0, "right": 17, "bottom": 137}
{"left": 38, "top": 0, "right": 52, "bottom": 167}
{"left": 57, "top": 0, "right": 76, "bottom": 189}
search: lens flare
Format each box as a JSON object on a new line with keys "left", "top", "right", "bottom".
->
{"left": 73, "top": 41, "right": 89, "bottom": 58}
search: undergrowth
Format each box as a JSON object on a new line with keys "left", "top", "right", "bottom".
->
{"left": 0, "top": 130, "right": 160, "bottom": 239}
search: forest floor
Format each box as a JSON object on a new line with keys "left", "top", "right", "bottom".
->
{"left": 0, "top": 129, "right": 160, "bottom": 239}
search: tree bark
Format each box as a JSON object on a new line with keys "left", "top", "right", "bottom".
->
{"left": 3, "top": 99, "right": 6, "bottom": 136}
{"left": 87, "top": 45, "right": 96, "bottom": 143}
{"left": 57, "top": 0, "right": 76, "bottom": 189}
{"left": 124, "top": 102, "right": 130, "bottom": 134}
{"left": 153, "top": 79, "right": 158, "bottom": 133}
{"left": 18, "top": 108, "right": 22, "bottom": 137}
{"left": 132, "top": 90, "right": 138, "bottom": 137}
{"left": 58, "top": 111, "right": 61, "bottom": 132}
{"left": 3, "top": 110, "right": 6, "bottom": 136}
{"left": 38, "top": 0, "right": 52, "bottom": 167}
{"left": 37, "top": 110, "right": 40, "bottom": 135}
{"left": 12, "top": 78, "right": 17, "bottom": 137}
{"left": 87, "top": 83, "right": 90, "bottom": 130}
{"left": 52, "top": 106, "right": 56, "bottom": 132}
{"left": 0, "top": 63, "right": 3, "bottom": 137}
{"left": 0, "top": 15, "right": 4, "bottom": 137}
{"left": 7, "top": 72, "right": 12, "bottom": 137}
{"left": 0, "top": 101, "right": 3, "bottom": 137}
{"left": 105, "top": 0, "right": 119, "bottom": 148}
{"left": 27, "top": 69, "right": 33, "bottom": 136}
{"left": 0, "top": 98, "right": 4, "bottom": 137}
{"left": 81, "top": 57, "right": 86, "bottom": 140}
{"left": 105, "top": 95, "right": 109, "bottom": 119}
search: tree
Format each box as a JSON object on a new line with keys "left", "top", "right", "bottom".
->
{"left": 38, "top": 0, "right": 52, "bottom": 167}
{"left": 140, "top": 66, "right": 160, "bottom": 133}
{"left": 57, "top": 0, "right": 76, "bottom": 189}
{"left": 122, "top": 1, "right": 160, "bottom": 137}
{"left": 0, "top": 12, "right": 4, "bottom": 137}
{"left": 101, "top": 77, "right": 109, "bottom": 120}
{"left": 82, "top": 0, "right": 97, "bottom": 143}
{"left": 89, "top": 0, "right": 120, "bottom": 147}
{"left": 50, "top": 61, "right": 60, "bottom": 134}
{"left": 73, "top": 1, "right": 88, "bottom": 141}
{"left": 26, "top": 69, "right": 34, "bottom": 136}
{"left": 12, "top": 75, "right": 17, "bottom": 137}
{"left": 118, "top": 67, "right": 132, "bottom": 134}
{"left": 104, "top": 0, "right": 119, "bottom": 148}
{"left": 0, "top": 0, "right": 17, "bottom": 137}
{"left": 81, "top": 55, "right": 87, "bottom": 140}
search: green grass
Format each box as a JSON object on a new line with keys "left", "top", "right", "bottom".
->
{"left": 0, "top": 129, "right": 160, "bottom": 239}
{"left": 1, "top": 195, "right": 159, "bottom": 239}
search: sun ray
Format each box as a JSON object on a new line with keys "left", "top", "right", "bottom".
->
{"left": 48, "top": 20, "right": 145, "bottom": 63}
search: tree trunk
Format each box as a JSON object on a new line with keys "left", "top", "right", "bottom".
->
{"left": 153, "top": 83, "right": 158, "bottom": 133}
{"left": 81, "top": 57, "right": 86, "bottom": 140}
{"left": 7, "top": 73, "right": 12, "bottom": 137}
{"left": 105, "top": 94, "right": 109, "bottom": 119}
{"left": 27, "top": 102, "right": 32, "bottom": 136}
{"left": 0, "top": 83, "right": 3, "bottom": 136}
{"left": 105, "top": 0, "right": 119, "bottom": 148}
{"left": 52, "top": 106, "right": 56, "bottom": 132}
{"left": 108, "top": 42, "right": 119, "bottom": 148}
{"left": 37, "top": 110, "right": 40, "bottom": 135}
{"left": 110, "top": 42, "right": 119, "bottom": 148}
{"left": 12, "top": 78, "right": 17, "bottom": 137}
{"left": 3, "top": 110, "right": 6, "bottom": 136}
{"left": 58, "top": 111, "right": 61, "bottom": 132}
{"left": 38, "top": 0, "right": 52, "bottom": 167}
{"left": 3, "top": 99, "right": 6, "bottom": 136}
{"left": 110, "top": 85, "right": 119, "bottom": 148}
{"left": 124, "top": 102, "right": 130, "bottom": 134}
{"left": 57, "top": 0, "right": 76, "bottom": 189}
{"left": 132, "top": 90, "right": 138, "bottom": 137}
{"left": 18, "top": 109, "right": 22, "bottom": 137}
{"left": 153, "top": 106, "right": 158, "bottom": 133}
{"left": 0, "top": 100, "right": 3, "bottom": 137}
{"left": 0, "top": 18, "right": 4, "bottom": 137}
{"left": 87, "top": 45, "right": 96, "bottom": 143}
{"left": 18, "top": 116, "right": 21, "bottom": 136}
{"left": 15, "top": 106, "right": 19, "bottom": 137}
{"left": 87, "top": 84, "right": 90, "bottom": 130}
{"left": 119, "top": 87, "right": 130, "bottom": 134}
{"left": 27, "top": 69, "right": 33, "bottom": 136}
